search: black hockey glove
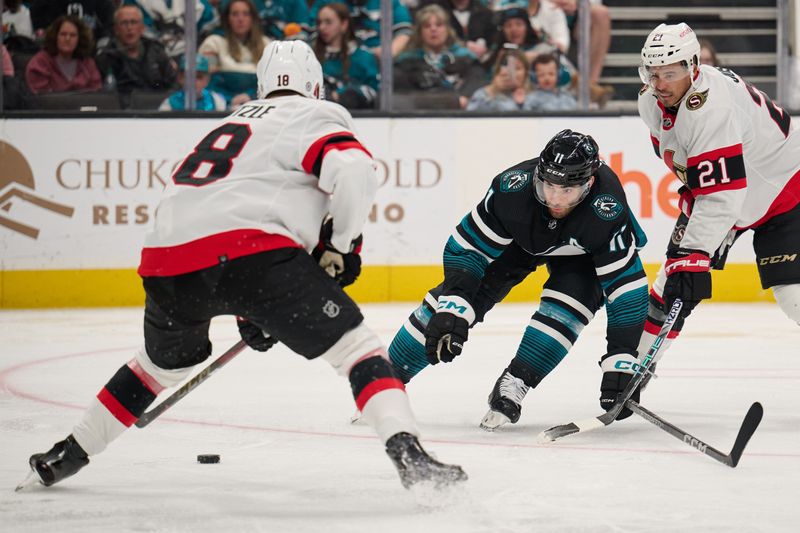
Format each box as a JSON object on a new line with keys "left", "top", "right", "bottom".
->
{"left": 312, "top": 218, "right": 363, "bottom": 287}
{"left": 424, "top": 313, "right": 469, "bottom": 364}
{"left": 599, "top": 353, "right": 642, "bottom": 420}
{"left": 423, "top": 296, "right": 474, "bottom": 365}
{"left": 663, "top": 247, "right": 712, "bottom": 314}
{"left": 236, "top": 318, "right": 276, "bottom": 352}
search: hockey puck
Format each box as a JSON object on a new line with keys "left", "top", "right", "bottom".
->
{"left": 197, "top": 454, "right": 220, "bottom": 464}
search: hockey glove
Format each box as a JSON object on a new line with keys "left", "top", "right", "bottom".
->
{"left": 663, "top": 247, "right": 712, "bottom": 314}
{"left": 424, "top": 296, "right": 474, "bottom": 365}
{"left": 237, "top": 318, "right": 277, "bottom": 352}
{"left": 312, "top": 218, "right": 363, "bottom": 287}
{"left": 599, "top": 353, "right": 642, "bottom": 420}
{"left": 677, "top": 186, "right": 694, "bottom": 217}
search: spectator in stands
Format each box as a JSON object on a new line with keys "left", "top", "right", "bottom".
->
{"left": 123, "top": 0, "right": 219, "bottom": 58}
{"left": 3, "top": 44, "right": 31, "bottom": 110}
{"left": 218, "top": 0, "right": 311, "bottom": 40}
{"left": 25, "top": 15, "right": 102, "bottom": 94}
{"left": 2, "top": 44, "right": 13, "bottom": 76}
{"left": 699, "top": 38, "right": 719, "bottom": 66}
{"left": 419, "top": 0, "right": 497, "bottom": 62}
{"left": 159, "top": 55, "right": 226, "bottom": 110}
{"left": 310, "top": 0, "right": 413, "bottom": 59}
{"left": 495, "top": 1, "right": 570, "bottom": 55}
{"left": 3, "top": 0, "right": 35, "bottom": 39}
{"left": 95, "top": 5, "right": 177, "bottom": 108}
{"left": 394, "top": 4, "right": 485, "bottom": 108}
{"left": 549, "top": 0, "right": 613, "bottom": 105}
{"left": 312, "top": 2, "right": 379, "bottom": 109}
{"left": 489, "top": 7, "right": 540, "bottom": 65}
{"left": 31, "top": 0, "right": 116, "bottom": 42}
{"left": 526, "top": 52, "right": 575, "bottom": 110}
{"left": 466, "top": 47, "right": 537, "bottom": 111}
{"left": 199, "top": 0, "right": 270, "bottom": 107}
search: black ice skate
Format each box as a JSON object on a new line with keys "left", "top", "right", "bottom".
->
{"left": 385, "top": 432, "right": 467, "bottom": 489}
{"left": 479, "top": 370, "right": 530, "bottom": 431}
{"left": 16, "top": 435, "right": 89, "bottom": 490}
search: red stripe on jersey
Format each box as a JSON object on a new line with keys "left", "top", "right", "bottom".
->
{"left": 691, "top": 178, "right": 747, "bottom": 196}
{"left": 126, "top": 359, "right": 165, "bottom": 395}
{"left": 644, "top": 319, "right": 680, "bottom": 339}
{"left": 650, "top": 134, "right": 660, "bottom": 149}
{"left": 355, "top": 377, "right": 405, "bottom": 411}
{"left": 301, "top": 132, "right": 372, "bottom": 175}
{"left": 321, "top": 141, "right": 370, "bottom": 163}
{"left": 650, "top": 289, "right": 664, "bottom": 305}
{"left": 687, "top": 144, "right": 743, "bottom": 167}
{"left": 737, "top": 167, "right": 800, "bottom": 229}
{"left": 97, "top": 388, "right": 137, "bottom": 427}
{"left": 138, "top": 229, "right": 302, "bottom": 277}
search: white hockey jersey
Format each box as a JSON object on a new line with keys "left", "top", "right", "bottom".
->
{"left": 638, "top": 65, "right": 800, "bottom": 256}
{"left": 138, "top": 96, "right": 376, "bottom": 276}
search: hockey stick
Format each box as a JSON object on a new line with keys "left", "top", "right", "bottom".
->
{"left": 537, "top": 298, "right": 683, "bottom": 443}
{"left": 626, "top": 399, "right": 763, "bottom": 468}
{"left": 135, "top": 340, "right": 248, "bottom": 428}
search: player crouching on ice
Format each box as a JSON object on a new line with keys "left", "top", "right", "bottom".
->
{"left": 386, "top": 130, "right": 651, "bottom": 430}
{"left": 20, "top": 41, "right": 466, "bottom": 492}
{"left": 634, "top": 23, "right": 800, "bottom": 377}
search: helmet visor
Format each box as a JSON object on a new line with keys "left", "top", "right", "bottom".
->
{"left": 638, "top": 62, "right": 692, "bottom": 88}
{"left": 533, "top": 171, "right": 592, "bottom": 209}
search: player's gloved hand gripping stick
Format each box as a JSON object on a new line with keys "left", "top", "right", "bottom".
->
{"left": 537, "top": 299, "right": 684, "bottom": 442}
{"left": 538, "top": 299, "right": 763, "bottom": 467}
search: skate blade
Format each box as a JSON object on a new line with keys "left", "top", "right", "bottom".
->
{"left": 479, "top": 410, "right": 510, "bottom": 431}
{"left": 14, "top": 470, "right": 42, "bottom": 492}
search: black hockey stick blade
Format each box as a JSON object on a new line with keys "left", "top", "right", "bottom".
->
{"left": 135, "top": 340, "right": 249, "bottom": 428}
{"left": 727, "top": 401, "right": 764, "bottom": 468}
{"left": 537, "top": 299, "right": 683, "bottom": 444}
{"left": 627, "top": 400, "right": 763, "bottom": 468}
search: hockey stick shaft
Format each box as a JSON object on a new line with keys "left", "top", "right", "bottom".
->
{"left": 537, "top": 299, "right": 683, "bottom": 443}
{"left": 626, "top": 400, "right": 764, "bottom": 468}
{"left": 135, "top": 340, "right": 248, "bottom": 428}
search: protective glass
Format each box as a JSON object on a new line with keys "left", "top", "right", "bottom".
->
{"left": 533, "top": 172, "right": 592, "bottom": 209}
{"left": 638, "top": 63, "right": 692, "bottom": 87}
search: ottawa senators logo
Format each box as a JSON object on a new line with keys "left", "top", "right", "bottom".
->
{"left": 671, "top": 224, "right": 686, "bottom": 245}
{"left": 685, "top": 90, "right": 709, "bottom": 110}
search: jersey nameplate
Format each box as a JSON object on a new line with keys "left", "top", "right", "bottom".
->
{"left": 591, "top": 194, "right": 623, "bottom": 221}
{"left": 499, "top": 170, "right": 531, "bottom": 192}
{"left": 685, "top": 90, "right": 708, "bottom": 111}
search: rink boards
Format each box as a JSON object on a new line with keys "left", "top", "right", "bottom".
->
{"left": 0, "top": 115, "right": 779, "bottom": 307}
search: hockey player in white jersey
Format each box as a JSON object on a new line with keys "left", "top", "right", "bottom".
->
{"left": 21, "top": 41, "right": 466, "bottom": 492}
{"left": 636, "top": 22, "right": 800, "bottom": 372}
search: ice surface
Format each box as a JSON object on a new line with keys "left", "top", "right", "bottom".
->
{"left": 1, "top": 303, "right": 798, "bottom": 532}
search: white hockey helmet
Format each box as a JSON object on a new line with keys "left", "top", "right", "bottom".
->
{"left": 640, "top": 22, "right": 700, "bottom": 69}
{"left": 256, "top": 40, "right": 324, "bottom": 99}
{"left": 639, "top": 23, "right": 701, "bottom": 86}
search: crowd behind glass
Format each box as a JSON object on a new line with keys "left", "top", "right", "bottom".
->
{"left": 0, "top": 1, "right": 784, "bottom": 112}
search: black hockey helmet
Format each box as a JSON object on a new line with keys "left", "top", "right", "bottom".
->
{"left": 536, "top": 129, "right": 601, "bottom": 187}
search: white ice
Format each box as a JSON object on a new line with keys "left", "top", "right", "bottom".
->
{"left": 1, "top": 303, "right": 798, "bottom": 532}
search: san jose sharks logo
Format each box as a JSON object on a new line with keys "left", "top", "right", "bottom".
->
{"left": 592, "top": 194, "right": 623, "bottom": 220}
{"left": 499, "top": 170, "right": 530, "bottom": 192}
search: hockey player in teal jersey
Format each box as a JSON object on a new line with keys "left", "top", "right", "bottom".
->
{"left": 388, "top": 130, "right": 651, "bottom": 429}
